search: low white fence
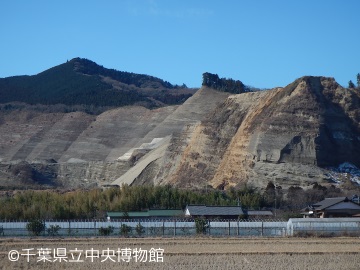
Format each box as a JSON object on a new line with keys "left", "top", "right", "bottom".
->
{"left": 287, "top": 218, "right": 360, "bottom": 236}
{"left": 1, "top": 218, "right": 359, "bottom": 237}
{"left": 0, "top": 219, "right": 286, "bottom": 237}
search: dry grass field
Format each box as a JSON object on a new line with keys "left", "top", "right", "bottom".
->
{"left": 1, "top": 237, "right": 360, "bottom": 269}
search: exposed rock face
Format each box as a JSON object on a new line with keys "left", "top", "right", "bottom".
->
{"left": 160, "top": 76, "right": 360, "bottom": 189}
{"left": 0, "top": 106, "right": 175, "bottom": 163}
{"left": 0, "top": 106, "right": 175, "bottom": 187}
{"left": 0, "top": 87, "right": 230, "bottom": 188}
{"left": 1, "top": 76, "right": 360, "bottom": 190}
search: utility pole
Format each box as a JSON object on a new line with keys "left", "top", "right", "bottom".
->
{"left": 274, "top": 187, "right": 277, "bottom": 218}
{"left": 274, "top": 178, "right": 278, "bottom": 218}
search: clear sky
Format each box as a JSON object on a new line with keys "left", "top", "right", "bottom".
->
{"left": 1, "top": 0, "right": 359, "bottom": 88}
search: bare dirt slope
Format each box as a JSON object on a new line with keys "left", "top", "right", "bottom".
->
{"left": 111, "top": 136, "right": 171, "bottom": 186}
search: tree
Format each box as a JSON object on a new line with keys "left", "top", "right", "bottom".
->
{"left": 135, "top": 222, "right": 145, "bottom": 236}
{"left": 357, "top": 73, "right": 360, "bottom": 88}
{"left": 195, "top": 217, "right": 210, "bottom": 235}
{"left": 286, "top": 186, "right": 306, "bottom": 210}
{"left": 263, "top": 182, "right": 276, "bottom": 207}
{"left": 26, "top": 220, "right": 45, "bottom": 236}
{"left": 304, "top": 182, "right": 327, "bottom": 204}
{"left": 202, "top": 72, "right": 246, "bottom": 94}
{"left": 348, "top": 80, "right": 355, "bottom": 88}
{"left": 263, "top": 181, "right": 283, "bottom": 210}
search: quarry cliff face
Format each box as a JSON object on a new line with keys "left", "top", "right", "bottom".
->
{"left": 0, "top": 87, "right": 230, "bottom": 188}
{"left": 160, "top": 76, "right": 360, "bottom": 189}
{"left": 1, "top": 76, "right": 360, "bottom": 190}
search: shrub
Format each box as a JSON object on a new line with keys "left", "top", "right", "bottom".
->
{"left": 10, "top": 162, "right": 34, "bottom": 183}
{"left": 99, "top": 226, "right": 114, "bottom": 236}
{"left": 120, "top": 224, "right": 132, "bottom": 237}
{"left": 26, "top": 219, "right": 46, "bottom": 236}
{"left": 47, "top": 225, "right": 61, "bottom": 236}
{"left": 293, "top": 231, "right": 336, "bottom": 238}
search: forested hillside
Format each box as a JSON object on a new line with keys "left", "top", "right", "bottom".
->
{"left": 0, "top": 182, "right": 345, "bottom": 220}
{"left": 0, "top": 58, "right": 194, "bottom": 113}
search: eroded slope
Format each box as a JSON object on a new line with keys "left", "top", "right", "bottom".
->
{"left": 162, "top": 77, "right": 360, "bottom": 189}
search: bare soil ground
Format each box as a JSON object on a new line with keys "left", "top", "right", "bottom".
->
{"left": 0, "top": 237, "right": 359, "bottom": 269}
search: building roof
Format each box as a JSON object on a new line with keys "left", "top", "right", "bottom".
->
{"left": 301, "top": 197, "right": 360, "bottom": 216}
{"left": 247, "top": 210, "right": 273, "bottom": 216}
{"left": 107, "top": 209, "right": 183, "bottom": 218}
{"left": 107, "top": 211, "right": 148, "bottom": 218}
{"left": 185, "top": 205, "right": 244, "bottom": 216}
{"left": 312, "top": 197, "right": 348, "bottom": 211}
{"left": 147, "top": 209, "right": 184, "bottom": 217}
{"left": 325, "top": 201, "right": 360, "bottom": 211}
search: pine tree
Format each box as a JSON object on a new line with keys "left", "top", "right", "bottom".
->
{"left": 349, "top": 80, "right": 355, "bottom": 88}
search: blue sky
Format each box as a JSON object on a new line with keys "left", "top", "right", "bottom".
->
{"left": 1, "top": 0, "right": 359, "bottom": 88}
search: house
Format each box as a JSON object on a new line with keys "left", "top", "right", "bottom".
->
{"left": 184, "top": 205, "right": 244, "bottom": 219}
{"left": 301, "top": 197, "right": 360, "bottom": 218}
{"left": 106, "top": 209, "right": 184, "bottom": 220}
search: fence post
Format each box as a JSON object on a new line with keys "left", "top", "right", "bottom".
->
{"left": 237, "top": 220, "right": 239, "bottom": 236}
{"left": 162, "top": 221, "right": 165, "bottom": 236}
{"left": 228, "top": 221, "right": 230, "bottom": 236}
{"left": 261, "top": 222, "right": 264, "bottom": 237}
{"left": 43, "top": 220, "right": 46, "bottom": 237}
{"left": 174, "top": 220, "right": 176, "bottom": 237}
{"left": 94, "top": 220, "right": 96, "bottom": 236}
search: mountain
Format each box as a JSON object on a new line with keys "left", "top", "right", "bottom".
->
{"left": 1, "top": 73, "right": 360, "bottom": 191}
{"left": 0, "top": 58, "right": 194, "bottom": 112}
